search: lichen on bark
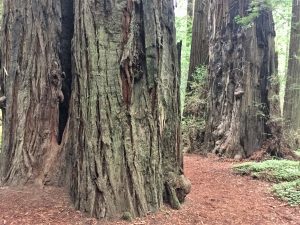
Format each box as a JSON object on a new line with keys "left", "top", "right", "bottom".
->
{"left": 204, "top": 0, "right": 278, "bottom": 158}
{"left": 0, "top": 0, "right": 190, "bottom": 219}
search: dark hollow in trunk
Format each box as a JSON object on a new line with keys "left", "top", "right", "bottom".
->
{"left": 0, "top": 0, "right": 190, "bottom": 219}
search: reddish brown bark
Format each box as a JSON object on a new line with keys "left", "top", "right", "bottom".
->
{"left": 204, "top": 0, "right": 277, "bottom": 158}
{"left": 0, "top": 0, "right": 190, "bottom": 219}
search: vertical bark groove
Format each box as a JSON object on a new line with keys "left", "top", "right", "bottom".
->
{"left": 284, "top": 0, "right": 300, "bottom": 131}
{"left": 188, "top": 0, "right": 209, "bottom": 77}
{"left": 0, "top": 0, "right": 64, "bottom": 184}
{"left": 204, "top": 0, "right": 277, "bottom": 158}
{"left": 66, "top": 0, "right": 190, "bottom": 219}
{"left": 0, "top": 0, "right": 190, "bottom": 219}
{"left": 58, "top": 0, "right": 74, "bottom": 144}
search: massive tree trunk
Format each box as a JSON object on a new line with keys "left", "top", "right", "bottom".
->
{"left": 204, "top": 0, "right": 277, "bottom": 158}
{"left": 284, "top": 0, "right": 300, "bottom": 132}
{"left": 188, "top": 0, "right": 209, "bottom": 77}
{"left": 0, "top": 0, "right": 65, "bottom": 185}
{"left": 0, "top": 0, "right": 190, "bottom": 219}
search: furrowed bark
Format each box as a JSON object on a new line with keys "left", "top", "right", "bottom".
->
{"left": 204, "top": 0, "right": 277, "bottom": 158}
{"left": 284, "top": 0, "right": 300, "bottom": 131}
{"left": 0, "top": 0, "right": 190, "bottom": 219}
{"left": 0, "top": 0, "right": 65, "bottom": 185}
{"left": 66, "top": 0, "right": 189, "bottom": 219}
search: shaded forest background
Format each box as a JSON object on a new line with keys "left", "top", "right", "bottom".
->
{"left": 175, "top": 0, "right": 300, "bottom": 158}
{"left": 176, "top": 0, "right": 292, "bottom": 108}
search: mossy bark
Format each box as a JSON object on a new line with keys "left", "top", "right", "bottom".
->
{"left": 0, "top": 0, "right": 190, "bottom": 219}
{"left": 0, "top": 0, "right": 65, "bottom": 185}
{"left": 204, "top": 0, "right": 277, "bottom": 158}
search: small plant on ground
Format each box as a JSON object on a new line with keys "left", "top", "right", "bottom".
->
{"left": 233, "top": 160, "right": 300, "bottom": 182}
{"left": 234, "top": 159, "right": 300, "bottom": 205}
{"left": 272, "top": 179, "right": 300, "bottom": 206}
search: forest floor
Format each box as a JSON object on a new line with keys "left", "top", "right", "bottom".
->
{"left": 0, "top": 154, "right": 299, "bottom": 225}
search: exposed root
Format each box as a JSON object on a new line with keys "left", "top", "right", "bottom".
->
{"left": 250, "top": 138, "right": 300, "bottom": 161}
{"left": 164, "top": 172, "right": 191, "bottom": 209}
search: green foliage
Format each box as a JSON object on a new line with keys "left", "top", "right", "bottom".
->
{"left": 175, "top": 0, "right": 192, "bottom": 110}
{"left": 235, "top": 0, "right": 272, "bottom": 26}
{"left": 296, "top": 149, "right": 300, "bottom": 157}
{"left": 185, "top": 65, "right": 208, "bottom": 112}
{"left": 234, "top": 0, "right": 292, "bottom": 109}
{"left": 233, "top": 160, "right": 300, "bottom": 182}
{"left": 191, "top": 65, "right": 207, "bottom": 84}
{"left": 272, "top": 179, "right": 300, "bottom": 206}
{"left": 234, "top": 159, "right": 300, "bottom": 205}
{"left": 182, "top": 65, "right": 208, "bottom": 151}
{"left": 273, "top": 0, "right": 292, "bottom": 109}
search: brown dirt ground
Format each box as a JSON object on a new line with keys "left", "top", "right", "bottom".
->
{"left": 0, "top": 154, "right": 299, "bottom": 225}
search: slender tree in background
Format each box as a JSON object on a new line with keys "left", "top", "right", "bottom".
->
{"left": 187, "top": 0, "right": 194, "bottom": 18}
{"left": 204, "top": 0, "right": 278, "bottom": 158}
{"left": 188, "top": 0, "right": 209, "bottom": 78}
{"left": 186, "top": 0, "right": 194, "bottom": 50}
{"left": 0, "top": 0, "right": 190, "bottom": 219}
{"left": 182, "top": 0, "right": 209, "bottom": 152}
{"left": 284, "top": 0, "right": 300, "bottom": 133}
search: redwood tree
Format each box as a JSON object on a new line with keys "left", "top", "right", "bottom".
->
{"left": 188, "top": 0, "right": 209, "bottom": 77}
{"left": 182, "top": 0, "right": 209, "bottom": 153}
{"left": 204, "top": 0, "right": 277, "bottom": 158}
{"left": 0, "top": 0, "right": 190, "bottom": 219}
{"left": 284, "top": 0, "right": 300, "bottom": 131}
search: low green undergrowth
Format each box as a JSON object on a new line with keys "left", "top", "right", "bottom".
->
{"left": 272, "top": 180, "right": 300, "bottom": 206}
{"left": 233, "top": 160, "right": 300, "bottom": 182}
{"left": 233, "top": 159, "right": 300, "bottom": 206}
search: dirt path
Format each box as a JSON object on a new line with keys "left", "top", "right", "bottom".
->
{"left": 0, "top": 154, "right": 299, "bottom": 225}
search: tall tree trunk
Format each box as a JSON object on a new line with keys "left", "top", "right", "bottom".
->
{"left": 187, "top": 0, "right": 194, "bottom": 18}
{"left": 0, "top": 0, "right": 65, "bottom": 185}
{"left": 284, "top": 0, "right": 300, "bottom": 131}
{"left": 204, "top": 0, "right": 277, "bottom": 158}
{"left": 186, "top": 0, "right": 194, "bottom": 50}
{"left": 182, "top": 0, "right": 209, "bottom": 153}
{"left": 0, "top": 0, "right": 190, "bottom": 219}
{"left": 188, "top": 0, "right": 209, "bottom": 77}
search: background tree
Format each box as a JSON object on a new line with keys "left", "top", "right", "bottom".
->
{"left": 284, "top": 0, "right": 300, "bottom": 134}
{"left": 0, "top": 0, "right": 190, "bottom": 219}
{"left": 181, "top": 0, "right": 209, "bottom": 153}
{"left": 187, "top": 0, "right": 194, "bottom": 18}
{"left": 188, "top": 0, "right": 209, "bottom": 78}
{"left": 204, "top": 0, "right": 278, "bottom": 158}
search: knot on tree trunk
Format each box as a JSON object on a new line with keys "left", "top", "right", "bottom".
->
{"left": 164, "top": 172, "right": 191, "bottom": 209}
